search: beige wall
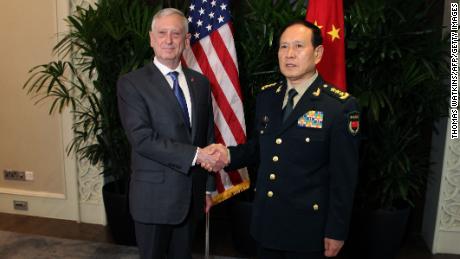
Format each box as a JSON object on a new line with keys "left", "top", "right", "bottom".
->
{"left": 0, "top": 0, "right": 105, "bottom": 224}
{"left": 0, "top": 1, "right": 65, "bottom": 195}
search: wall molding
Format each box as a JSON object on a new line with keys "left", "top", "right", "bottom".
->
{"left": 0, "top": 188, "right": 65, "bottom": 199}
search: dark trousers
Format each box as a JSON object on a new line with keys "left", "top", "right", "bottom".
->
{"left": 134, "top": 215, "right": 196, "bottom": 259}
{"left": 258, "top": 246, "right": 324, "bottom": 259}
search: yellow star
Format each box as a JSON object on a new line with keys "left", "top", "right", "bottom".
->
{"left": 327, "top": 24, "right": 341, "bottom": 42}
{"left": 313, "top": 20, "right": 323, "bottom": 30}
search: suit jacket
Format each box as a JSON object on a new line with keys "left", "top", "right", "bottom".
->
{"left": 117, "top": 63, "right": 215, "bottom": 225}
{"left": 227, "top": 76, "right": 360, "bottom": 252}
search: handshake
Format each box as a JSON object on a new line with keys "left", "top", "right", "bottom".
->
{"left": 196, "top": 144, "right": 229, "bottom": 172}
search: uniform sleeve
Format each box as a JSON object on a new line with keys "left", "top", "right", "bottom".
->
{"left": 117, "top": 76, "right": 197, "bottom": 174}
{"left": 226, "top": 138, "right": 260, "bottom": 170}
{"left": 225, "top": 95, "right": 262, "bottom": 170}
{"left": 325, "top": 97, "right": 361, "bottom": 240}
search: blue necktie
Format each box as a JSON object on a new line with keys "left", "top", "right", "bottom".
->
{"left": 282, "top": 88, "right": 298, "bottom": 122}
{"left": 168, "top": 71, "right": 191, "bottom": 129}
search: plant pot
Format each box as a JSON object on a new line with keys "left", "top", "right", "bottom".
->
{"left": 346, "top": 206, "right": 410, "bottom": 259}
{"left": 230, "top": 201, "right": 257, "bottom": 256}
{"left": 102, "top": 179, "right": 136, "bottom": 246}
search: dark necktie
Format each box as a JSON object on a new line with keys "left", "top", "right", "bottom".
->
{"left": 168, "top": 71, "right": 191, "bottom": 129}
{"left": 282, "top": 88, "right": 298, "bottom": 122}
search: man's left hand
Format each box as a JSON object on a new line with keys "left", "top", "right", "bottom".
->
{"left": 324, "top": 237, "right": 344, "bottom": 257}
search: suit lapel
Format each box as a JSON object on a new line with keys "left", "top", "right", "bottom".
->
{"left": 184, "top": 69, "right": 198, "bottom": 142}
{"left": 277, "top": 77, "right": 324, "bottom": 134}
{"left": 147, "top": 63, "right": 192, "bottom": 140}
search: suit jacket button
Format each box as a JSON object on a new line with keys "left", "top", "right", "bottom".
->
{"left": 269, "top": 173, "right": 276, "bottom": 180}
{"left": 260, "top": 130, "right": 264, "bottom": 134}
{"left": 305, "top": 137, "right": 310, "bottom": 143}
{"left": 272, "top": 156, "right": 279, "bottom": 162}
{"left": 275, "top": 138, "right": 282, "bottom": 144}
{"left": 313, "top": 204, "right": 319, "bottom": 211}
{"left": 267, "top": 191, "right": 274, "bottom": 197}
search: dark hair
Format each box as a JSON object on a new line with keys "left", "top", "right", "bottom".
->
{"left": 279, "top": 20, "right": 323, "bottom": 47}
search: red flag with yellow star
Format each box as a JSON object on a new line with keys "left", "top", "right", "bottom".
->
{"left": 306, "top": 0, "right": 346, "bottom": 90}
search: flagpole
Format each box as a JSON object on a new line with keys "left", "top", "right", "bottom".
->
{"left": 205, "top": 211, "right": 210, "bottom": 259}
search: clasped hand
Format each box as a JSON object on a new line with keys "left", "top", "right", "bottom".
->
{"left": 196, "top": 144, "right": 229, "bottom": 172}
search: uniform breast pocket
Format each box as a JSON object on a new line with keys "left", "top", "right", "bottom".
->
{"left": 288, "top": 130, "right": 328, "bottom": 163}
{"left": 291, "top": 128, "right": 327, "bottom": 144}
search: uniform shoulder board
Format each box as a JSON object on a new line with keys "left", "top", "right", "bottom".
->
{"left": 260, "top": 82, "right": 278, "bottom": 91}
{"left": 322, "top": 84, "right": 350, "bottom": 101}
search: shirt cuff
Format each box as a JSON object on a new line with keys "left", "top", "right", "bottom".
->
{"left": 192, "top": 147, "right": 199, "bottom": 166}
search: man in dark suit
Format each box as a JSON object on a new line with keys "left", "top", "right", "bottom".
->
{"left": 117, "top": 8, "right": 222, "bottom": 259}
{"left": 206, "top": 20, "right": 360, "bottom": 258}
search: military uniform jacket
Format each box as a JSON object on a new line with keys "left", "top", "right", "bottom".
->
{"left": 227, "top": 76, "right": 360, "bottom": 252}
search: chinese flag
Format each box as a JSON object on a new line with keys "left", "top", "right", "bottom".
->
{"left": 306, "top": 0, "right": 346, "bottom": 91}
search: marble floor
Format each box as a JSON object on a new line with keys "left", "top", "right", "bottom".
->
{"left": 0, "top": 212, "right": 458, "bottom": 259}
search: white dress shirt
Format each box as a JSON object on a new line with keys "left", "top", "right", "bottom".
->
{"left": 153, "top": 57, "right": 193, "bottom": 125}
{"left": 153, "top": 58, "right": 201, "bottom": 166}
{"left": 283, "top": 71, "right": 319, "bottom": 109}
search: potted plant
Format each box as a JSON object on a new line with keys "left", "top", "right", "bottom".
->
{"left": 23, "top": 0, "right": 160, "bottom": 245}
{"left": 344, "top": 0, "right": 449, "bottom": 258}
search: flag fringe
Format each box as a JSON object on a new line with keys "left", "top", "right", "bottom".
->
{"left": 212, "top": 180, "right": 250, "bottom": 204}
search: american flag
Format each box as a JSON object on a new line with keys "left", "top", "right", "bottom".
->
{"left": 182, "top": 0, "right": 250, "bottom": 204}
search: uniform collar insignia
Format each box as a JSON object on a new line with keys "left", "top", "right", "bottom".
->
{"left": 312, "top": 88, "right": 321, "bottom": 97}
{"left": 276, "top": 85, "right": 282, "bottom": 93}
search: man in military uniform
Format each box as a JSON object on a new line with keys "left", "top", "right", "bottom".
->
{"left": 204, "top": 20, "right": 360, "bottom": 258}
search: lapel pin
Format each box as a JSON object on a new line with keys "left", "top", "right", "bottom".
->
{"left": 262, "top": 115, "right": 270, "bottom": 128}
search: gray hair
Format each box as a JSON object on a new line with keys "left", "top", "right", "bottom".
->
{"left": 150, "top": 8, "right": 189, "bottom": 34}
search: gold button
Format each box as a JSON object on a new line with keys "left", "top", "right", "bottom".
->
{"left": 269, "top": 174, "right": 276, "bottom": 180}
{"left": 272, "top": 156, "right": 279, "bottom": 162}
{"left": 275, "top": 138, "right": 282, "bottom": 144}
{"left": 267, "top": 191, "right": 274, "bottom": 197}
{"left": 305, "top": 137, "right": 310, "bottom": 143}
{"left": 313, "top": 204, "right": 319, "bottom": 211}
